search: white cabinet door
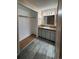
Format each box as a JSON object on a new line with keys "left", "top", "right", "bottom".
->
{"left": 45, "top": 30, "right": 51, "bottom": 40}
{"left": 42, "top": 29, "right": 46, "bottom": 38}
{"left": 50, "top": 31, "right": 56, "bottom": 41}
{"left": 38, "top": 28, "right": 42, "bottom": 37}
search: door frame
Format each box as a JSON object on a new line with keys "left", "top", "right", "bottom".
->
{"left": 55, "top": 0, "right": 62, "bottom": 59}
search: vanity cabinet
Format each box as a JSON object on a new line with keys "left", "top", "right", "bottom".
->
{"left": 38, "top": 28, "right": 56, "bottom": 42}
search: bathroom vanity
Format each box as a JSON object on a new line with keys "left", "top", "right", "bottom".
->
{"left": 38, "top": 26, "right": 56, "bottom": 42}
{"left": 38, "top": 14, "right": 56, "bottom": 42}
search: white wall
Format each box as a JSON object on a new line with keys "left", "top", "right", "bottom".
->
{"left": 38, "top": 8, "right": 57, "bottom": 26}
{"left": 38, "top": 11, "right": 42, "bottom": 25}
{"left": 42, "top": 8, "right": 57, "bottom": 16}
{"left": 18, "top": 3, "right": 37, "bottom": 41}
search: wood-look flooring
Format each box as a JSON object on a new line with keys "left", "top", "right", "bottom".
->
{"left": 20, "top": 34, "right": 36, "bottom": 49}
{"left": 18, "top": 37, "right": 55, "bottom": 59}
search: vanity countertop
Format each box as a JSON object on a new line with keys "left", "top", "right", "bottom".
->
{"left": 39, "top": 26, "right": 56, "bottom": 31}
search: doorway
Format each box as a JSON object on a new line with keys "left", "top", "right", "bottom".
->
{"left": 17, "top": 0, "right": 62, "bottom": 59}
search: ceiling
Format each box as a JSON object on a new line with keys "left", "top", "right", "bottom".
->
{"left": 18, "top": 0, "right": 58, "bottom": 11}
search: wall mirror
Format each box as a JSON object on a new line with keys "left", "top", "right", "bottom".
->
{"left": 44, "top": 15, "right": 55, "bottom": 26}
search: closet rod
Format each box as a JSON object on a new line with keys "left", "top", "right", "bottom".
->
{"left": 18, "top": 15, "right": 36, "bottom": 18}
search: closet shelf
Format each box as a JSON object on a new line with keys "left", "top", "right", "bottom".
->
{"left": 18, "top": 15, "right": 36, "bottom": 18}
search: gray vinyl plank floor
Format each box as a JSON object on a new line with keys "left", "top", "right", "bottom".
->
{"left": 18, "top": 38, "right": 55, "bottom": 59}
